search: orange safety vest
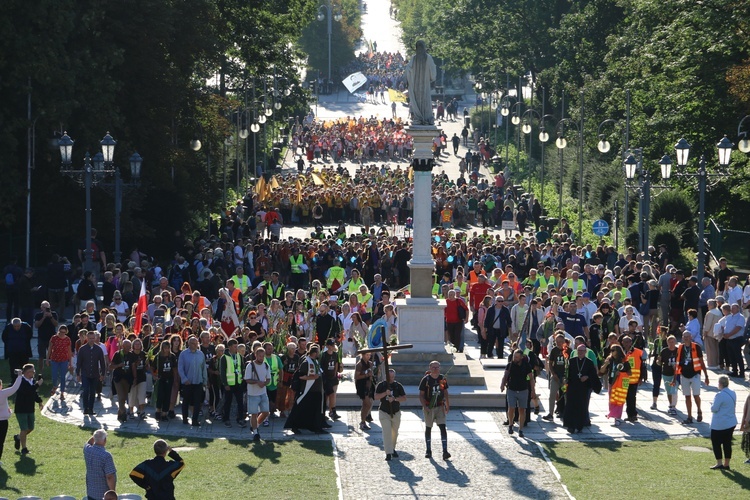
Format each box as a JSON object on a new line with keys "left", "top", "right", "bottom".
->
{"left": 229, "top": 288, "right": 241, "bottom": 313}
{"left": 675, "top": 342, "right": 702, "bottom": 376}
{"left": 441, "top": 209, "right": 452, "bottom": 222}
{"left": 468, "top": 269, "right": 486, "bottom": 285}
{"left": 609, "top": 370, "right": 630, "bottom": 406}
{"left": 625, "top": 348, "right": 643, "bottom": 384}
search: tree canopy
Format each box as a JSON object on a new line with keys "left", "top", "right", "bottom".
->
{"left": 0, "top": 0, "right": 318, "bottom": 265}
{"left": 396, "top": 0, "right": 750, "bottom": 239}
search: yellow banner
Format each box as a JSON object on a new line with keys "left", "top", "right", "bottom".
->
{"left": 311, "top": 172, "right": 326, "bottom": 186}
{"left": 388, "top": 88, "right": 407, "bottom": 103}
{"left": 255, "top": 176, "right": 267, "bottom": 201}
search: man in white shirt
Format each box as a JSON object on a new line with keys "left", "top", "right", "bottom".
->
{"left": 724, "top": 277, "right": 742, "bottom": 307}
{"left": 245, "top": 345, "right": 271, "bottom": 441}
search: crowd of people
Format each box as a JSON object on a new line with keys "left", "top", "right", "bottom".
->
{"left": 2, "top": 138, "right": 750, "bottom": 474}
{"left": 291, "top": 115, "right": 413, "bottom": 165}
{"left": 340, "top": 50, "right": 407, "bottom": 97}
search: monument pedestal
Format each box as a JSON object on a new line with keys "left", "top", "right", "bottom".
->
{"left": 395, "top": 297, "right": 447, "bottom": 354}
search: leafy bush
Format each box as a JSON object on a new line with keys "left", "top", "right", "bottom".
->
{"left": 650, "top": 189, "right": 696, "bottom": 246}
{"left": 650, "top": 220, "right": 684, "bottom": 263}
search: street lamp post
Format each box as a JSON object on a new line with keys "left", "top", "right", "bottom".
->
{"left": 520, "top": 89, "right": 552, "bottom": 200}
{"left": 554, "top": 91, "right": 585, "bottom": 240}
{"left": 317, "top": 1, "right": 342, "bottom": 84}
{"left": 500, "top": 74, "right": 511, "bottom": 169}
{"left": 58, "top": 132, "right": 117, "bottom": 275}
{"left": 663, "top": 136, "right": 733, "bottom": 282}
{"left": 622, "top": 148, "right": 673, "bottom": 254}
{"left": 97, "top": 152, "right": 143, "bottom": 264}
{"left": 596, "top": 90, "right": 632, "bottom": 248}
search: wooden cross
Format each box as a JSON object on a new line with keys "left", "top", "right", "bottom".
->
{"left": 357, "top": 342, "right": 413, "bottom": 416}
{"left": 357, "top": 343, "right": 413, "bottom": 379}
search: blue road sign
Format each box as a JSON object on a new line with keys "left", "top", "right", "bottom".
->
{"left": 592, "top": 219, "right": 609, "bottom": 236}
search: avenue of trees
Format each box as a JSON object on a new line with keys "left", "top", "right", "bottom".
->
{"left": 397, "top": 0, "right": 750, "bottom": 254}
{"left": 0, "top": 0, "right": 323, "bottom": 264}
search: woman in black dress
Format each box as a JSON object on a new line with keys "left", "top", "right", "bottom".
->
{"left": 284, "top": 344, "right": 327, "bottom": 434}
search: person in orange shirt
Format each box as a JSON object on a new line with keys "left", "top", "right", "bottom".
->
{"left": 467, "top": 261, "right": 486, "bottom": 285}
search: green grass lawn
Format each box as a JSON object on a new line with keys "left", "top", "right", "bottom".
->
{"left": 543, "top": 438, "right": 750, "bottom": 499}
{"left": 0, "top": 362, "right": 337, "bottom": 499}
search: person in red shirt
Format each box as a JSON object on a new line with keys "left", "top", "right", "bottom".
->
{"left": 444, "top": 290, "right": 469, "bottom": 352}
{"left": 469, "top": 274, "right": 493, "bottom": 332}
{"left": 47, "top": 325, "right": 72, "bottom": 400}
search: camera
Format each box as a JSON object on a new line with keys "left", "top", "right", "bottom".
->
{"left": 36, "top": 374, "right": 44, "bottom": 381}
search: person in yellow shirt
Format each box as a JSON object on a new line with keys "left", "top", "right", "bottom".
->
{"left": 355, "top": 284, "right": 374, "bottom": 324}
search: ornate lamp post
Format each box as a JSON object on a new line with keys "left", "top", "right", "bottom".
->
{"left": 97, "top": 151, "right": 143, "bottom": 264}
{"left": 59, "top": 132, "right": 117, "bottom": 274}
{"left": 662, "top": 136, "right": 733, "bottom": 281}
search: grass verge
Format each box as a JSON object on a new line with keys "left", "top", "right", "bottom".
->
{"left": 543, "top": 437, "right": 750, "bottom": 499}
{"left": 0, "top": 361, "right": 337, "bottom": 499}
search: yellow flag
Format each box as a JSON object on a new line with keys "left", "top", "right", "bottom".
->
{"left": 296, "top": 178, "right": 303, "bottom": 203}
{"left": 311, "top": 172, "right": 326, "bottom": 186}
{"left": 388, "top": 88, "right": 407, "bottom": 103}
{"left": 408, "top": 166, "right": 414, "bottom": 182}
{"left": 270, "top": 175, "right": 280, "bottom": 191}
{"left": 255, "top": 176, "right": 267, "bottom": 201}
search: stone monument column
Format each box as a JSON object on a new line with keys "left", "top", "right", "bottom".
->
{"left": 394, "top": 40, "right": 446, "bottom": 353}
{"left": 394, "top": 127, "right": 447, "bottom": 353}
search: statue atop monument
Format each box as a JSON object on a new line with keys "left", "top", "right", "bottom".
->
{"left": 405, "top": 40, "right": 437, "bottom": 126}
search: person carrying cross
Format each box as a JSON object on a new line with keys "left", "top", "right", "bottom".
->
{"left": 374, "top": 368, "right": 407, "bottom": 461}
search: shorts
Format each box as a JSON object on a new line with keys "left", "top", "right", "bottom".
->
{"left": 424, "top": 406, "right": 446, "bottom": 427}
{"left": 356, "top": 381, "right": 373, "bottom": 400}
{"left": 129, "top": 381, "right": 147, "bottom": 407}
{"left": 662, "top": 375, "right": 677, "bottom": 395}
{"left": 506, "top": 389, "right": 529, "bottom": 409}
{"left": 324, "top": 379, "right": 339, "bottom": 396}
{"left": 16, "top": 412, "right": 35, "bottom": 432}
{"left": 247, "top": 393, "right": 270, "bottom": 414}
{"left": 681, "top": 375, "right": 701, "bottom": 396}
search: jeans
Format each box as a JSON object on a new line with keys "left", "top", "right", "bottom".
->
{"left": 181, "top": 383, "right": 205, "bottom": 423}
{"left": 651, "top": 363, "right": 662, "bottom": 398}
{"left": 50, "top": 360, "right": 69, "bottom": 394}
{"left": 81, "top": 376, "right": 98, "bottom": 413}
{"left": 223, "top": 384, "right": 245, "bottom": 422}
